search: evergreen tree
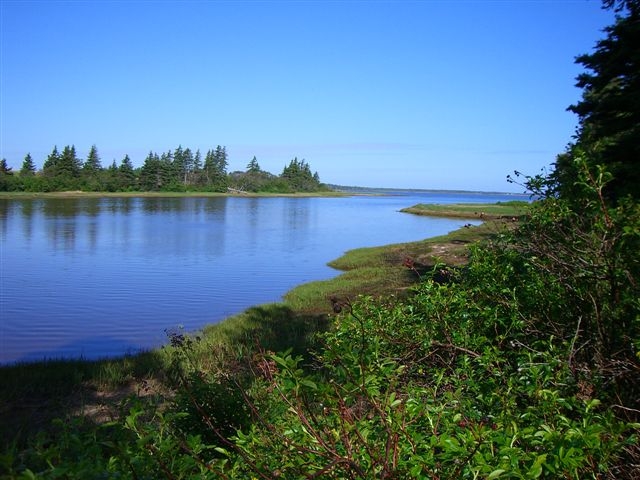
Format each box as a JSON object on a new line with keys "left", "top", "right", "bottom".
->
{"left": 0, "top": 158, "right": 13, "bottom": 175}
{"left": 214, "top": 145, "right": 228, "bottom": 174}
{"left": 160, "top": 151, "right": 177, "bottom": 189}
{"left": 203, "top": 146, "right": 229, "bottom": 191}
{"left": 119, "top": 154, "right": 136, "bottom": 189}
{"left": 247, "top": 156, "right": 261, "bottom": 173}
{"left": 553, "top": 0, "right": 640, "bottom": 202}
{"left": 281, "top": 157, "right": 321, "bottom": 191}
{"left": 83, "top": 145, "right": 102, "bottom": 175}
{"left": 172, "top": 145, "right": 185, "bottom": 185}
{"left": 182, "top": 147, "right": 194, "bottom": 185}
{"left": 139, "top": 151, "right": 162, "bottom": 190}
{"left": 20, "top": 153, "right": 36, "bottom": 176}
{"left": 192, "top": 149, "right": 203, "bottom": 185}
{"left": 58, "top": 145, "right": 82, "bottom": 179}
{"left": 42, "top": 146, "right": 60, "bottom": 176}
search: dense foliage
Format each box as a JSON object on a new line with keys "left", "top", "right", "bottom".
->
{"left": 0, "top": 145, "right": 327, "bottom": 194}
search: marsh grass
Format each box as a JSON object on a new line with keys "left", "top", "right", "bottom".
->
{"left": 400, "top": 200, "right": 530, "bottom": 219}
{"left": 284, "top": 220, "right": 513, "bottom": 313}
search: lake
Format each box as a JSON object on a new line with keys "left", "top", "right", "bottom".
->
{"left": 0, "top": 191, "right": 526, "bottom": 363}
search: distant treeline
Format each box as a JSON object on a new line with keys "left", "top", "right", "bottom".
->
{"left": 0, "top": 145, "right": 329, "bottom": 194}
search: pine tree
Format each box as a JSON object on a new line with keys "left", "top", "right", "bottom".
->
{"left": 20, "top": 153, "right": 36, "bottom": 176}
{"left": 58, "top": 145, "right": 82, "bottom": 179}
{"left": 119, "top": 154, "right": 136, "bottom": 189}
{"left": 0, "top": 158, "right": 13, "bottom": 175}
{"left": 247, "top": 156, "right": 261, "bottom": 173}
{"left": 203, "top": 146, "right": 228, "bottom": 191}
{"left": 83, "top": 145, "right": 102, "bottom": 175}
{"left": 139, "top": 151, "right": 162, "bottom": 190}
{"left": 214, "top": 145, "right": 228, "bottom": 174}
{"left": 183, "top": 148, "right": 194, "bottom": 185}
{"left": 554, "top": 0, "right": 640, "bottom": 202}
{"left": 42, "top": 146, "right": 60, "bottom": 176}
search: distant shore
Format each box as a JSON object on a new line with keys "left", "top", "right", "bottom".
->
{"left": 0, "top": 190, "right": 349, "bottom": 199}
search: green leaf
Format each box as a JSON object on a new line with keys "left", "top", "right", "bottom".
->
{"left": 300, "top": 379, "right": 318, "bottom": 390}
{"left": 487, "top": 469, "right": 507, "bottom": 479}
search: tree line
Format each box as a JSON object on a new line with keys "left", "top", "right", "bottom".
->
{"left": 0, "top": 145, "right": 328, "bottom": 194}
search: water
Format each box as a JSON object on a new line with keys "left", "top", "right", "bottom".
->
{"left": 0, "top": 191, "right": 526, "bottom": 363}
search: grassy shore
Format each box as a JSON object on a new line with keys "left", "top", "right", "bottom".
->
{"left": 400, "top": 200, "right": 529, "bottom": 219}
{"left": 0, "top": 204, "right": 515, "bottom": 449}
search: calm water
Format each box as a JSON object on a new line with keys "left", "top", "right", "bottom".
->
{"left": 0, "top": 191, "right": 525, "bottom": 363}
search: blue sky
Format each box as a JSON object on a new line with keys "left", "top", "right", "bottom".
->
{"left": 1, "top": 0, "right": 614, "bottom": 192}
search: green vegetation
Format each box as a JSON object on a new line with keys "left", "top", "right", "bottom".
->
{"left": 0, "top": 145, "right": 329, "bottom": 194}
{"left": 400, "top": 200, "right": 529, "bottom": 219}
{"left": 1, "top": 1, "right": 639, "bottom": 478}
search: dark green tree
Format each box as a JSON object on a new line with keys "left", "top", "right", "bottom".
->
{"left": 119, "top": 154, "right": 136, "bottom": 189}
{"left": 192, "top": 149, "right": 203, "bottom": 186}
{"left": 0, "top": 158, "right": 12, "bottom": 175}
{"left": 20, "top": 153, "right": 36, "bottom": 176}
{"left": 182, "top": 148, "right": 194, "bottom": 185}
{"left": 281, "top": 157, "right": 322, "bottom": 192}
{"left": 172, "top": 145, "right": 187, "bottom": 186}
{"left": 203, "top": 146, "right": 228, "bottom": 191}
{"left": 42, "top": 146, "right": 60, "bottom": 177}
{"left": 246, "top": 156, "right": 261, "bottom": 173}
{"left": 139, "top": 151, "right": 162, "bottom": 190}
{"left": 58, "top": 145, "right": 82, "bottom": 179}
{"left": 0, "top": 159, "right": 16, "bottom": 191}
{"left": 83, "top": 145, "right": 102, "bottom": 175}
{"left": 553, "top": 0, "right": 640, "bottom": 202}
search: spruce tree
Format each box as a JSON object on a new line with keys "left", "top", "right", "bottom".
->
{"left": 119, "top": 154, "right": 136, "bottom": 189}
{"left": 83, "top": 145, "right": 102, "bottom": 174}
{"left": 58, "top": 145, "right": 82, "bottom": 179}
{"left": 0, "top": 158, "right": 13, "bottom": 175}
{"left": 42, "top": 146, "right": 60, "bottom": 176}
{"left": 20, "top": 153, "right": 36, "bottom": 176}
{"left": 554, "top": 0, "right": 640, "bottom": 202}
{"left": 247, "top": 156, "right": 261, "bottom": 173}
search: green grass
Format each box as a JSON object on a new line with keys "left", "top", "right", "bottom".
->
{"left": 400, "top": 200, "right": 530, "bottom": 219}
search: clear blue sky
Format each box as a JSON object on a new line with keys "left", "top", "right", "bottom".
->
{"left": 1, "top": 0, "right": 614, "bottom": 192}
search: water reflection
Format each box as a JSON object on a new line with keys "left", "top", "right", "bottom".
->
{"left": 7, "top": 197, "right": 232, "bottom": 256}
{"left": 19, "top": 200, "right": 36, "bottom": 241}
{"left": 0, "top": 200, "right": 11, "bottom": 239}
